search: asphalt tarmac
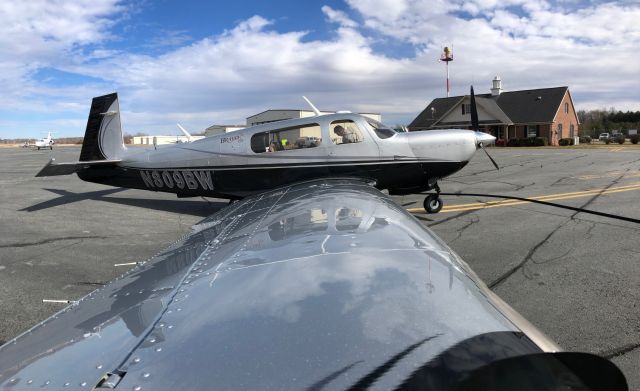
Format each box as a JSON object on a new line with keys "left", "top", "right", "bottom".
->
{"left": 1, "top": 145, "right": 638, "bottom": 388}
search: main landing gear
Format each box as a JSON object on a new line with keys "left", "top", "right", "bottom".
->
{"left": 423, "top": 182, "right": 443, "bottom": 214}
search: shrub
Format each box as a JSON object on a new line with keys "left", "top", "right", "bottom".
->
{"left": 630, "top": 134, "right": 639, "bottom": 144}
{"left": 505, "top": 138, "right": 549, "bottom": 146}
{"left": 585, "top": 136, "right": 592, "bottom": 143}
{"left": 534, "top": 137, "right": 548, "bottom": 146}
{"left": 605, "top": 138, "right": 611, "bottom": 144}
{"left": 558, "top": 138, "right": 575, "bottom": 146}
{"left": 579, "top": 137, "right": 587, "bottom": 144}
{"left": 617, "top": 135, "right": 625, "bottom": 144}
{"left": 507, "top": 138, "right": 519, "bottom": 147}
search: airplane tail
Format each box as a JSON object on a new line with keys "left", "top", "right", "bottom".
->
{"left": 36, "top": 93, "right": 125, "bottom": 177}
{"left": 79, "top": 93, "right": 126, "bottom": 161}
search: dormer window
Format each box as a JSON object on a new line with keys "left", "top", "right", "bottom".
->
{"left": 461, "top": 103, "right": 471, "bottom": 115}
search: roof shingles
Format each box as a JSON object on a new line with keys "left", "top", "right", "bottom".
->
{"left": 409, "top": 86, "right": 569, "bottom": 130}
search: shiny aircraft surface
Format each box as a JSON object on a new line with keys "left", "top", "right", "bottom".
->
{"left": 0, "top": 179, "right": 627, "bottom": 390}
{"left": 36, "top": 90, "right": 496, "bottom": 213}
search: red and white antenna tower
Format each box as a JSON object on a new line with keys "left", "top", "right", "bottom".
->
{"left": 440, "top": 45, "right": 453, "bottom": 97}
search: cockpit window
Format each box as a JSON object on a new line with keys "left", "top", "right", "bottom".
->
{"left": 330, "top": 120, "right": 363, "bottom": 145}
{"left": 251, "top": 123, "right": 321, "bottom": 153}
{"left": 367, "top": 119, "right": 397, "bottom": 139}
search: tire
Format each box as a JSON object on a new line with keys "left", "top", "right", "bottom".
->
{"left": 424, "top": 194, "right": 443, "bottom": 214}
{"left": 50, "top": 146, "right": 53, "bottom": 150}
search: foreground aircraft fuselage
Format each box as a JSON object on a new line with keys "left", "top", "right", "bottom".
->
{"left": 0, "top": 179, "right": 627, "bottom": 389}
{"left": 38, "top": 93, "right": 494, "bottom": 206}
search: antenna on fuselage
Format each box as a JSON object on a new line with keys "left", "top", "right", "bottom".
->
{"left": 177, "top": 124, "right": 193, "bottom": 142}
{"left": 302, "top": 96, "right": 321, "bottom": 116}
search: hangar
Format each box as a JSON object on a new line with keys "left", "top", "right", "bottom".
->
{"left": 247, "top": 109, "right": 381, "bottom": 126}
{"left": 408, "top": 77, "right": 580, "bottom": 146}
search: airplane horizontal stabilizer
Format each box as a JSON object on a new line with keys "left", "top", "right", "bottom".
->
{"left": 35, "top": 158, "right": 121, "bottom": 177}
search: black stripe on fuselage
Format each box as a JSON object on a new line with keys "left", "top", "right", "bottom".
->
{"left": 77, "top": 160, "right": 468, "bottom": 199}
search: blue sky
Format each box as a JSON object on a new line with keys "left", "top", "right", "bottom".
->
{"left": 1, "top": 0, "right": 639, "bottom": 138}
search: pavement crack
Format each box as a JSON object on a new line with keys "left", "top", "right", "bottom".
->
{"left": 600, "top": 342, "right": 640, "bottom": 359}
{"left": 489, "top": 225, "right": 561, "bottom": 289}
{"left": 0, "top": 235, "right": 106, "bottom": 249}
{"left": 448, "top": 216, "right": 479, "bottom": 244}
{"left": 490, "top": 170, "right": 631, "bottom": 289}
{"left": 428, "top": 209, "right": 476, "bottom": 228}
{"left": 480, "top": 181, "right": 534, "bottom": 191}
{"left": 549, "top": 176, "right": 569, "bottom": 187}
{"left": 570, "top": 169, "right": 629, "bottom": 220}
{"left": 531, "top": 247, "right": 572, "bottom": 266}
{"left": 584, "top": 221, "right": 597, "bottom": 240}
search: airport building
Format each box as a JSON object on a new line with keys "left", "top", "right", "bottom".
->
{"left": 132, "top": 135, "right": 205, "bottom": 145}
{"left": 246, "top": 110, "right": 381, "bottom": 126}
{"left": 408, "top": 77, "right": 579, "bottom": 146}
{"left": 205, "top": 125, "right": 245, "bottom": 137}
{"left": 132, "top": 109, "right": 382, "bottom": 143}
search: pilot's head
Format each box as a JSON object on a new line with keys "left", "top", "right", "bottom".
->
{"left": 334, "top": 125, "right": 345, "bottom": 136}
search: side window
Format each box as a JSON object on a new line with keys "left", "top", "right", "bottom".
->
{"left": 330, "top": 120, "right": 364, "bottom": 145}
{"left": 251, "top": 123, "right": 322, "bottom": 153}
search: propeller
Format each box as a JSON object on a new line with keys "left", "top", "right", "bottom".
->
{"left": 479, "top": 143, "right": 500, "bottom": 170}
{"left": 470, "top": 86, "right": 500, "bottom": 170}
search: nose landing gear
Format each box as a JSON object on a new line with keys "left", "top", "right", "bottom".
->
{"left": 423, "top": 182, "right": 443, "bottom": 214}
{"left": 424, "top": 194, "right": 443, "bottom": 214}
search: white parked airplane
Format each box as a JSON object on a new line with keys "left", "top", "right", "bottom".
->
{"left": 34, "top": 132, "right": 54, "bottom": 150}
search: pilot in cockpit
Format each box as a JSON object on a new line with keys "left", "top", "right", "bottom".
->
{"left": 333, "top": 125, "right": 357, "bottom": 144}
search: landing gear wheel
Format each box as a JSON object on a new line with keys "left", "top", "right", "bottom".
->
{"left": 424, "top": 194, "right": 443, "bottom": 214}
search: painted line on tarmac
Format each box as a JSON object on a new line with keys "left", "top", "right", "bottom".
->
{"left": 575, "top": 171, "right": 640, "bottom": 181}
{"left": 407, "top": 182, "right": 640, "bottom": 214}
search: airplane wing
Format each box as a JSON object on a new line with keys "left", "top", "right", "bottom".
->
{"left": 0, "top": 178, "right": 626, "bottom": 390}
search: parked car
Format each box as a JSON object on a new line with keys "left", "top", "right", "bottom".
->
{"left": 599, "top": 133, "right": 610, "bottom": 141}
{"left": 295, "top": 136, "right": 321, "bottom": 148}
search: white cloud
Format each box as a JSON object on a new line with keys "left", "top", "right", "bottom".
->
{"left": 322, "top": 5, "right": 358, "bottom": 28}
{"left": 0, "top": 0, "right": 124, "bottom": 119}
{"left": 1, "top": 1, "right": 639, "bottom": 138}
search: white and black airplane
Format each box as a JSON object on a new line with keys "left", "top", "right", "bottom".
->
{"left": 1, "top": 89, "right": 628, "bottom": 390}
{"left": 36, "top": 89, "right": 497, "bottom": 213}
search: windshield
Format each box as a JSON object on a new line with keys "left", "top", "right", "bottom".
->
{"left": 366, "top": 119, "right": 397, "bottom": 139}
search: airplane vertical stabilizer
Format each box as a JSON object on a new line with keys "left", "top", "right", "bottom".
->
{"left": 79, "top": 93, "right": 126, "bottom": 161}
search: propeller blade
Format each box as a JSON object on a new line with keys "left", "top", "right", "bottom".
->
{"left": 479, "top": 143, "right": 500, "bottom": 170}
{"left": 470, "top": 86, "right": 479, "bottom": 131}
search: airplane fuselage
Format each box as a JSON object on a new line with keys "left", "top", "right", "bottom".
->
{"left": 77, "top": 113, "right": 477, "bottom": 199}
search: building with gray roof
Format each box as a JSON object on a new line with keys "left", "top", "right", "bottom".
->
{"left": 408, "top": 76, "right": 580, "bottom": 146}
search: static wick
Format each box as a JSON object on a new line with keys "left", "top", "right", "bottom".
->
{"left": 114, "top": 262, "right": 142, "bottom": 267}
{"left": 42, "top": 299, "right": 77, "bottom": 304}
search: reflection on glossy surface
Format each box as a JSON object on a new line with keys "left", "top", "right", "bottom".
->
{"left": 1, "top": 178, "right": 559, "bottom": 390}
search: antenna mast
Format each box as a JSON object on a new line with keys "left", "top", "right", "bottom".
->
{"left": 440, "top": 45, "right": 453, "bottom": 97}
